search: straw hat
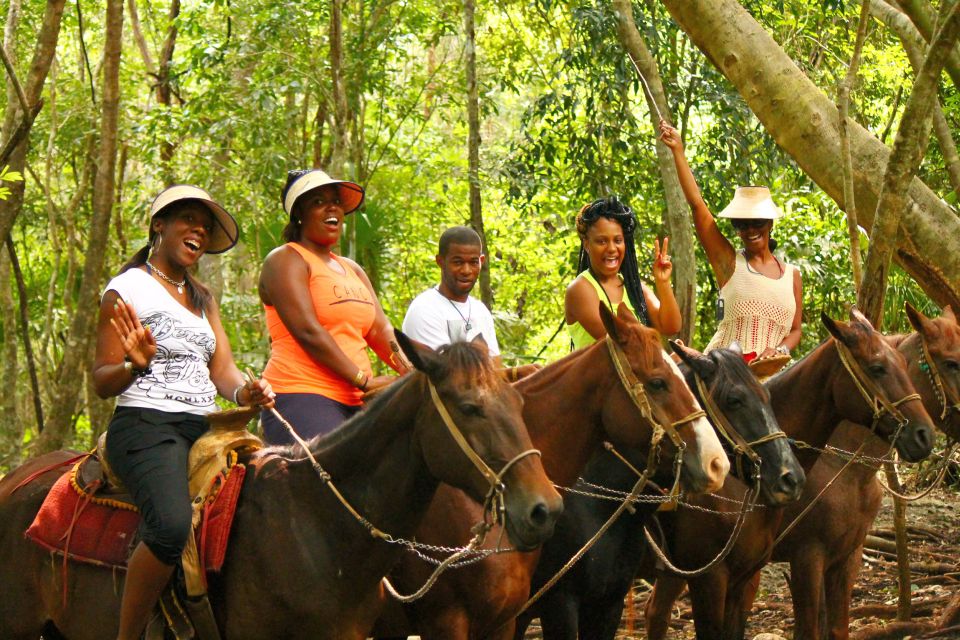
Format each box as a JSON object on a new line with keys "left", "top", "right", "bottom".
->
{"left": 283, "top": 169, "right": 365, "bottom": 217}
{"left": 717, "top": 186, "right": 783, "bottom": 220}
{"left": 150, "top": 185, "right": 239, "bottom": 254}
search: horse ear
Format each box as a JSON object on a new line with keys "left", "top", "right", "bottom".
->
{"left": 849, "top": 306, "right": 875, "bottom": 331}
{"left": 905, "top": 301, "right": 931, "bottom": 334}
{"left": 394, "top": 329, "right": 443, "bottom": 378}
{"left": 822, "top": 311, "right": 852, "bottom": 345}
{"left": 616, "top": 302, "right": 639, "bottom": 325}
{"left": 727, "top": 340, "right": 744, "bottom": 357}
{"left": 469, "top": 332, "right": 491, "bottom": 358}
{"left": 669, "top": 340, "right": 716, "bottom": 379}
{"left": 943, "top": 305, "right": 957, "bottom": 323}
{"left": 599, "top": 303, "right": 621, "bottom": 343}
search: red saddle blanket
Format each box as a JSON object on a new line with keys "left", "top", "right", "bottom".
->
{"left": 25, "top": 458, "right": 245, "bottom": 572}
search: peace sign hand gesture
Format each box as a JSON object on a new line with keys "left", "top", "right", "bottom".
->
{"left": 653, "top": 236, "right": 673, "bottom": 284}
{"left": 110, "top": 298, "right": 156, "bottom": 370}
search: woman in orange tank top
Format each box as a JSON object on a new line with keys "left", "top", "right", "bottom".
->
{"left": 258, "top": 169, "right": 409, "bottom": 443}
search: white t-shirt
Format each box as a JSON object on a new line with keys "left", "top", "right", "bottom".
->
{"left": 103, "top": 268, "right": 218, "bottom": 414}
{"left": 402, "top": 287, "right": 500, "bottom": 356}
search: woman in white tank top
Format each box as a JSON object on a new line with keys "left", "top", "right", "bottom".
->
{"left": 659, "top": 122, "right": 803, "bottom": 362}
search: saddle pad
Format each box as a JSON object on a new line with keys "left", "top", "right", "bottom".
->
{"left": 25, "top": 462, "right": 246, "bottom": 572}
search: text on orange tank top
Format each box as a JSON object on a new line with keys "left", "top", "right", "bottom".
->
{"left": 262, "top": 242, "right": 375, "bottom": 405}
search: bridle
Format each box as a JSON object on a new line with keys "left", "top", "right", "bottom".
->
{"left": 918, "top": 334, "right": 960, "bottom": 422}
{"left": 692, "top": 372, "right": 786, "bottom": 483}
{"left": 834, "top": 339, "right": 922, "bottom": 434}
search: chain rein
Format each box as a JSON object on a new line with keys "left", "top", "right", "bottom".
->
{"left": 919, "top": 335, "right": 960, "bottom": 421}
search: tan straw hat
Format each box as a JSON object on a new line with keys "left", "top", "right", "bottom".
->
{"left": 150, "top": 185, "right": 239, "bottom": 254}
{"left": 717, "top": 186, "right": 783, "bottom": 220}
{"left": 283, "top": 169, "right": 364, "bottom": 217}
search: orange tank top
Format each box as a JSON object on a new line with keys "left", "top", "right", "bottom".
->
{"left": 262, "top": 243, "right": 375, "bottom": 405}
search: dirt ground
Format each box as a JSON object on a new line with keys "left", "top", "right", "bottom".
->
{"left": 522, "top": 485, "right": 960, "bottom": 639}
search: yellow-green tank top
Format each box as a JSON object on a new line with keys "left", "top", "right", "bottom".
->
{"left": 566, "top": 270, "right": 637, "bottom": 350}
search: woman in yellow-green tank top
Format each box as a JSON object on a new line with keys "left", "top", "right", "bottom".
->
{"left": 565, "top": 197, "right": 682, "bottom": 350}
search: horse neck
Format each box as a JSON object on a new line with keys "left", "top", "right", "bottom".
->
{"left": 767, "top": 341, "right": 844, "bottom": 461}
{"left": 517, "top": 343, "right": 615, "bottom": 486}
{"left": 299, "top": 375, "right": 439, "bottom": 541}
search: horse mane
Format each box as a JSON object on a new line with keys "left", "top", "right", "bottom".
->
{"left": 703, "top": 348, "right": 766, "bottom": 400}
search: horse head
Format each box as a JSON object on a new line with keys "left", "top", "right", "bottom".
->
{"left": 395, "top": 330, "right": 562, "bottom": 552}
{"left": 821, "top": 309, "right": 934, "bottom": 462}
{"left": 905, "top": 302, "right": 960, "bottom": 441}
{"left": 599, "top": 303, "right": 728, "bottom": 495}
{"left": 671, "top": 341, "right": 805, "bottom": 506}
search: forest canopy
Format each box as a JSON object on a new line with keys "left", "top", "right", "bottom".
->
{"left": 1, "top": 0, "right": 957, "bottom": 463}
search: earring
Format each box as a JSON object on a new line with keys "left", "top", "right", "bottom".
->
{"left": 152, "top": 234, "right": 163, "bottom": 254}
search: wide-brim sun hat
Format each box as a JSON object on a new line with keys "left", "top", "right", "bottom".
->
{"left": 283, "top": 169, "right": 365, "bottom": 217}
{"left": 150, "top": 185, "right": 239, "bottom": 254}
{"left": 718, "top": 186, "right": 783, "bottom": 220}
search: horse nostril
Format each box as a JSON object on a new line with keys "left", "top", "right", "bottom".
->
{"left": 709, "top": 454, "right": 729, "bottom": 484}
{"left": 529, "top": 502, "right": 552, "bottom": 528}
{"left": 779, "top": 469, "right": 799, "bottom": 493}
{"left": 914, "top": 425, "right": 933, "bottom": 451}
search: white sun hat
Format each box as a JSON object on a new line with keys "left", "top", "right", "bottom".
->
{"left": 282, "top": 169, "right": 365, "bottom": 217}
{"left": 150, "top": 185, "right": 239, "bottom": 254}
{"left": 717, "top": 186, "right": 783, "bottom": 220}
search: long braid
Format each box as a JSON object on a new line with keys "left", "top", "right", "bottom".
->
{"left": 575, "top": 197, "right": 650, "bottom": 326}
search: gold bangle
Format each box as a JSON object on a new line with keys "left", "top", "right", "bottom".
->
{"left": 353, "top": 369, "right": 366, "bottom": 388}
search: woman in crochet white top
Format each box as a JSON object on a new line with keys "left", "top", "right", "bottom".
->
{"left": 660, "top": 121, "right": 802, "bottom": 362}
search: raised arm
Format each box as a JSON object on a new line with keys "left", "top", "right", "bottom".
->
{"left": 659, "top": 120, "right": 737, "bottom": 287}
{"left": 645, "top": 237, "right": 682, "bottom": 336}
{"left": 564, "top": 277, "right": 607, "bottom": 341}
{"left": 93, "top": 293, "right": 156, "bottom": 399}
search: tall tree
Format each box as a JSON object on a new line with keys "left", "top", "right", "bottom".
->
{"left": 36, "top": 0, "right": 125, "bottom": 453}
{"left": 464, "top": 0, "right": 492, "bottom": 307}
{"left": 662, "top": 0, "right": 960, "bottom": 311}
{"left": 612, "top": 0, "right": 697, "bottom": 343}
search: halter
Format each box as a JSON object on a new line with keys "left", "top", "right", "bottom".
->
{"left": 692, "top": 373, "right": 786, "bottom": 483}
{"left": 834, "top": 339, "right": 922, "bottom": 433}
{"left": 918, "top": 334, "right": 960, "bottom": 422}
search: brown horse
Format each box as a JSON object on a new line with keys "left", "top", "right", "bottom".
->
{"left": 374, "top": 303, "right": 729, "bottom": 639}
{"left": 643, "top": 309, "right": 936, "bottom": 640}
{"left": 0, "top": 335, "right": 562, "bottom": 640}
{"left": 745, "top": 303, "right": 960, "bottom": 640}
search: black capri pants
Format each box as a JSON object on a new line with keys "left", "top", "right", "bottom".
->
{"left": 105, "top": 406, "right": 208, "bottom": 566}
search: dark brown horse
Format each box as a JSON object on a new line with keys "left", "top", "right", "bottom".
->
{"left": 374, "top": 303, "right": 729, "bottom": 639}
{"left": 643, "top": 309, "right": 936, "bottom": 640}
{"left": 744, "top": 303, "right": 960, "bottom": 640}
{"left": 511, "top": 342, "right": 805, "bottom": 640}
{"left": 0, "top": 335, "right": 562, "bottom": 639}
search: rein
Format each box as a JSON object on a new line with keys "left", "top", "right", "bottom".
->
{"left": 264, "top": 376, "right": 539, "bottom": 603}
{"left": 835, "top": 340, "right": 922, "bottom": 431}
{"left": 918, "top": 335, "right": 960, "bottom": 421}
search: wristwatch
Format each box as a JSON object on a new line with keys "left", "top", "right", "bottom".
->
{"left": 775, "top": 344, "right": 791, "bottom": 356}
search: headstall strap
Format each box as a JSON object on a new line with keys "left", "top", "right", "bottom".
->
{"left": 919, "top": 335, "right": 960, "bottom": 421}
{"left": 834, "top": 340, "right": 921, "bottom": 431}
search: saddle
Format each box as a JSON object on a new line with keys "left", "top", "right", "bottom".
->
{"left": 25, "top": 406, "right": 262, "bottom": 640}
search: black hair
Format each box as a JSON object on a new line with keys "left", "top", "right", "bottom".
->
{"left": 280, "top": 169, "right": 312, "bottom": 243}
{"left": 574, "top": 196, "right": 650, "bottom": 326}
{"left": 438, "top": 226, "right": 483, "bottom": 256}
{"left": 119, "top": 200, "right": 213, "bottom": 314}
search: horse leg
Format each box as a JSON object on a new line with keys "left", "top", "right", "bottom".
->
{"left": 643, "top": 577, "right": 686, "bottom": 640}
{"left": 722, "top": 573, "right": 759, "bottom": 640}
{"left": 789, "top": 548, "right": 825, "bottom": 640}
{"left": 687, "top": 573, "right": 728, "bottom": 640}
{"left": 537, "top": 589, "right": 580, "bottom": 640}
{"left": 579, "top": 596, "right": 626, "bottom": 640}
{"left": 823, "top": 548, "right": 861, "bottom": 640}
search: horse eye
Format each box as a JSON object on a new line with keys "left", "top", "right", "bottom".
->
{"left": 726, "top": 396, "right": 744, "bottom": 409}
{"left": 459, "top": 403, "right": 484, "bottom": 417}
{"left": 944, "top": 359, "right": 960, "bottom": 372}
{"left": 868, "top": 364, "right": 886, "bottom": 377}
{"left": 647, "top": 378, "right": 668, "bottom": 392}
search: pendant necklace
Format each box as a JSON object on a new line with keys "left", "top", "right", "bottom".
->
{"left": 147, "top": 260, "right": 186, "bottom": 294}
{"left": 438, "top": 287, "right": 472, "bottom": 332}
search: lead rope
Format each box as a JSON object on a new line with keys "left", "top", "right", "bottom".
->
{"left": 876, "top": 443, "right": 960, "bottom": 501}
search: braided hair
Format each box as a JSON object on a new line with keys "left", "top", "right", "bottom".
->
{"left": 575, "top": 196, "right": 650, "bottom": 326}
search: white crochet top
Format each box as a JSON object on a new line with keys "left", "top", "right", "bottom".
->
{"left": 705, "top": 252, "right": 797, "bottom": 356}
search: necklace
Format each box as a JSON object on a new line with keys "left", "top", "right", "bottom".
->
{"left": 437, "top": 287, "right": 472, "bottom": 332}
{"left": 741, "top": 250, "right": 784, "bottom": 277}
{"left": 146, "top": 260, "right": 186, "bottom": 294}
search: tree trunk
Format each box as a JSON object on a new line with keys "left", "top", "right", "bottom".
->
{"left": 858, "top": 2, "right": 960, "bottom": 326}
{"left": 464, "top": 0, "right": 492, "bottom": 308}
{"left": 156, "top": 0, "right": 181, "bottom": 185}
{"left": 0, "top": 0, "right": 67, "bottom": 248}
{"left": 869, "top": 0, "right": 960, "bottom": 196}
{"left": 36, "top": 0, "right": 124, "bottom": 453}
{"left": 661, "top": 0, "right": 960, "bottom": 311}
{"left": 329, "top": 0, "right": 353, "bottom": 259}
{"left": 894, "top": 0, "right": 960, "bottom": 89}
{"left": 836, "top": 0, "right": 870, "bottom": 295}
{"left": 0, "top": 245, "right": 19, "bottom": 452}
{"left": 612, "top": 0, "right": 697, "bottom": 343}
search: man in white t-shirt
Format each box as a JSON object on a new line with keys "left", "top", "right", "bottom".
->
{"left": 402, "top": 226, "right": 501, "bottom": 366}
